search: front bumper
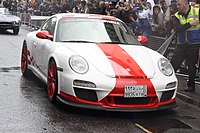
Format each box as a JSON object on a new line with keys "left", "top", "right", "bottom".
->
{"left": 57, "top": 95, "right": 177, "bottom": 112}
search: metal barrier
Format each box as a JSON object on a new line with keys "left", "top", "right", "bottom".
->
{"left": 30, "top": 16, "right": 50, "bottom": 29}
{"left": 14, "top": 12, "right": 49, "bottom": 29}
{"left": 20, "top": 13, "right": 31, "bottom": 25}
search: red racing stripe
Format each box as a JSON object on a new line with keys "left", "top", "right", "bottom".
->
{"left": 97, "top": 44, "right": 156, "bottom": 99}
{"left": 97, "top": 44, "right": 147, "bottom": 78}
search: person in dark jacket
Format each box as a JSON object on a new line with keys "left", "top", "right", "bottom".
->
{"left": 94, "top": 0, "right": 107, "bottom": 15}
{"left": 171, "top": 0, "right": 200, "bottom": 92}
{"left": 60, "top": 0, "right": 70, "bottom": 13}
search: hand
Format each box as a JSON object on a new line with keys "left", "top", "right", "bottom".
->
{"left": 189, "top": 20, "right": 200, "bottom": 26}
{"left": 154, "top": 24, "right": 159, "bottom": 28}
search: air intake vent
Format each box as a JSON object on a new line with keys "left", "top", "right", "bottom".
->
{"left": 160, "top": 90, "right": 174, "bottom": 102}
{"left": 74, "top": 87, "right": 98, "bottom": 102}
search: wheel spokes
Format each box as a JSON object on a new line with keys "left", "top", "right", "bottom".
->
{"left": 48, "top": 62, "right": 57, "bottom": 97}
{"left": 21, "top": 47, "right": 27, "bottom": 72}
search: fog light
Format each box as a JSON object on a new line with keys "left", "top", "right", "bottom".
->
{"left": 165, "top": 82, "right": 176, "bottom": 89}
{"left": 73, "top": 80, "right": 96, "bottom": 88}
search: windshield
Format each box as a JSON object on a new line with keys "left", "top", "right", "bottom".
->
{"left": 56, "top": 18, "right": 140, "bottom": 45}
{"left": 0, "top": 8, "right": 10, "bottom": 15}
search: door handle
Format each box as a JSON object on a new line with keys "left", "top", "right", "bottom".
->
{"left": 33, "top": 42, "right": 37, "bottom": 47}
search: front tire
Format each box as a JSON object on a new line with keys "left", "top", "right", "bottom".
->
{"left": 47, "top": 59, "right": 58, "bottom": 103}
{"left": 13, "top": 27, "right": 19, "bottom": 35}
{"left": 21, "top": 42, "right": 30, "bottom": 76}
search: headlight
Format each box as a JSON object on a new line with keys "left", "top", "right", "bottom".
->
{"left": 12, "top": 20, "right": 21, "bottom": 26}
{"left": 12, "top": 21, "right": 16, "bottom": 24}
{"left": 69, "top": 55, "right": 89, "bottom": 74}
{"left": 158, "top": 58, "right": 173, "bottom": 76}
{"left": 17, "top": 19, "right": 21, "bottom": 25}
{"left": 13, "top": 19, "right": 21, "bottom": 24}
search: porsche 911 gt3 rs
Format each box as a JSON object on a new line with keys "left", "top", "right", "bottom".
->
{"left": 21, "top": 13, "right": 177, "bottom": 112}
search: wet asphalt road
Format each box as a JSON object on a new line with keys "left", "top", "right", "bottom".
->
{"left": 0, "top": 27, "right": 200, "bottom": 133}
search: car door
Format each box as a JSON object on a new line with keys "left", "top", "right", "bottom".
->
{"left": 34, "top": 17, "right": 57, "bottom": 77}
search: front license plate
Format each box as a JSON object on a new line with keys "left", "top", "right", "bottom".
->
{"left": 124, "top": 85, "right": 147, "bottom": 98}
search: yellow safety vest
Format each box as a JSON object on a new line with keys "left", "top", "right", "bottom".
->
{"left": 175, "top": 7, "right": 200, "bottom": 44}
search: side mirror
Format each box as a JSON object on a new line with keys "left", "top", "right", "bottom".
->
{"left": 36, "top": 31, "right": 53, "bottom": 41}
{"left": 137, "top": 35, "right": 148, "bottom": 44}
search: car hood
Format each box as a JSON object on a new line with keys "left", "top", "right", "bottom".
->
{"left": 64, "top": 43, "right": 156, "bottom": 78}
{"left": 0, "top": 14, "right": 20, "bottom": 22}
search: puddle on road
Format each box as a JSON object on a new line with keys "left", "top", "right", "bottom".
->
{"left": 0, "top": 66, "right": 20, "bottom": 72}
{"left": 134, "top": 118, "right": 192, "bottom": 132}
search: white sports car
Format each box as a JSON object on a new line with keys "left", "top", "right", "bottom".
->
{"left": 21, "top": 13, "right": 177, "bottom": 112}
{"left": 0, "top": 8, "right": 21, "bottom": 34}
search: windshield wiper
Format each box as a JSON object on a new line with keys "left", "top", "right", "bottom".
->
{"left": 61, "top": 41, "right": 134, "bottom": 45}
{"left": 61, "top": 40, "right": 95, "bottom": 43}
{"left": 100, "top": 42, "right": 138, "bottom": 45}
{"left": 98, "top": 41, "right": 127, "bottom": 44}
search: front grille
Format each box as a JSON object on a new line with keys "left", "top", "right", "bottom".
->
{"left": 107, "top": 96, "right": 157, "bottom": 105}
{"left": 0, "top": 22, "right": 13, "bottom": 28}
{"left": 74, "top": 87, "right": 98, "bottom": 102}
{"left": 160, "top": 90, "right": 174, "bottom": 102}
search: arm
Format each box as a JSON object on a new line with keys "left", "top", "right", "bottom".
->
{"left": 172, "top": 15, "right": 192, "bottom": 33}
{"left": 173, "top": 8, "right": 200, "bottom": 33}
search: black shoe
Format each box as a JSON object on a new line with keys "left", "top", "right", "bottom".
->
{"left": 185, "top": 86, "right": 195, "bottom": 92}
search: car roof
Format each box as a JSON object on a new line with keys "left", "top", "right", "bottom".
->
{"left": 56, "top": 13, "right": 120, "bottom": 21}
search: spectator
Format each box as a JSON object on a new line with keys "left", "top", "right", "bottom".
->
{"left": 151, "top": 5, "right": 165, "bottom": 36}
{"left": 51, "top": 2, "right": 61, "bottom": 15}
{"left": 72, "top": 1, "right": 81, "bottom": 13}
{"left": 164, "top": 1, "right": 178, "bottom": 37}
{"left": 87, "top": 1, "right": 95, "bottom": 14}
{"left": 93, "top": 0, "right": 107, "bottom": 15}
{"left": 136, "top": 0, "right": 154, "bottom": 37}
{"left": 60, "top": 0, "right": 70, "bottom": 13}
{"left": 69, "top": 0, "right": 81, "bottom": 12}
{"left": 118, "top": 1, "right": 135, "bottom": 31}
{"left": 39, "top": 2, "right": 51, "bottom": 16}
{"left": 159, "top": 0, "right": 168, "bottom": 13}
{"left": 80, "top": 0, "right": 89, "bottom": 13}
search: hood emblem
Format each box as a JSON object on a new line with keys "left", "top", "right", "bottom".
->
{"left": 126, "top": 68, "right": 131, "bottom": 72}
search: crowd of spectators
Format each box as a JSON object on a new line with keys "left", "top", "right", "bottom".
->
{"left": 1, "top": 0, "right": 199, "bottom": 37}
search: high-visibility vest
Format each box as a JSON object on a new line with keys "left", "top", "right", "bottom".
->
{"left": 175, "top": 7, "right": 200, "bottom": 44}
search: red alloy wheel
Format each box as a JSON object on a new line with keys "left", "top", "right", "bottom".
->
{"left": 21, "top": 44, "right": 27, "bottom": 75}
{"left": 47, "top": 59, "right": 57, "bottom": 102}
